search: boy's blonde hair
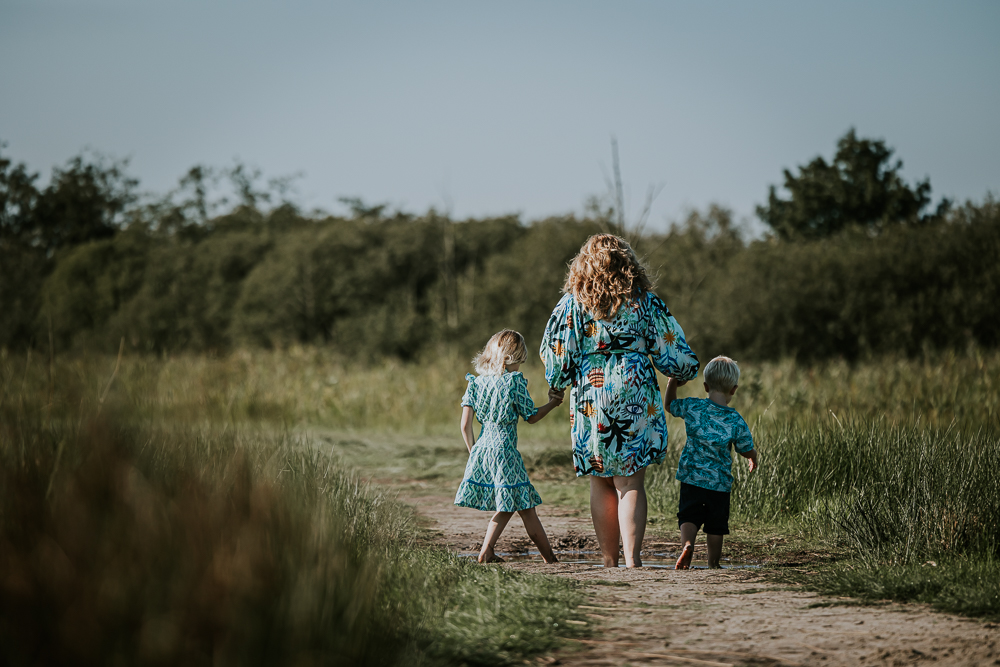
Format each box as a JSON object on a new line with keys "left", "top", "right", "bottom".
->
{"left": 473, "top": 330, "right": 528, "bottom": 376}
{"left": 704, "top": 356, "right": 740, "bottom": 392}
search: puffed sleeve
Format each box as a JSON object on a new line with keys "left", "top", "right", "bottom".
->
{"left": 461, "top": 373, "right": 477, "bottom": 408}
{"left": 733, "top": 417, "right": 755, "bottom": 454}
{"left": 510, "top": 373, "right": 539, "bottom": 421}
{"left": 647, "top": 293, "right": 699, "bottom": 381}
{"left": 540, "top": 293, "right": 582, "bottom": 390}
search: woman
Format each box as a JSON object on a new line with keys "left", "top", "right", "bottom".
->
{"left": 540, "top": 234, "right": 699, "bottom": 567}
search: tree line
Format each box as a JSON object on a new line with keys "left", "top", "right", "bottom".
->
{"left": 1, "top": 131, "right": 997, "bottom": 362}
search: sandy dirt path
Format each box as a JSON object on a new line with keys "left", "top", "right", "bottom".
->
{"left": 409, "top": 494, "right": 1000, "bottom": 667}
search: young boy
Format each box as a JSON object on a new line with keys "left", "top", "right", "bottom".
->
{"left": 665, "top": 355, "right": 758, "bottom": 569}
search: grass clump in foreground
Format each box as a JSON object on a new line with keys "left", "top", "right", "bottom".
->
{"left": 0, "top": 381, "right": 585, "bottom": 664}
{"left": 798, "top": 560, "right": 1000, "bottom": 621}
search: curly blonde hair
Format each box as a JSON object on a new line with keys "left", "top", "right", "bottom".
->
{"left": 563, "top": 234, "right": 652, "bottom": 320}
{"left": 473, "top": 330, "right": 528, "bottom": 376}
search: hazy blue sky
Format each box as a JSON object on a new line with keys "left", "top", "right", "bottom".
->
{"left": 2, "top": 0, "right": 998, "bottom": 229}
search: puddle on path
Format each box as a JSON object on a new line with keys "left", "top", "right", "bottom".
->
{"left": 458, "top": 550, "right": 759, "bottom": 569}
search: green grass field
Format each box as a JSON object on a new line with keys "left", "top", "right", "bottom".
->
{"left": 26, "top": 344, "right": 993, "bottom": 433}
{"left": 1, "top": 345, "right": 998, "bottom": 664}
{"left": 0, "top": 349, "right": 587, "bottom": 665}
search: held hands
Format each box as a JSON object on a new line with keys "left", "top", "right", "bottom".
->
{"left": 745, "top": 449, "right": 758, "bottom": 473}
{"left": 663, "top": 376, "right": 685, "bottom": 413}
{"left": 547, "top": 387, "right": 565, "bottom": 405}
{"left": 528, "top": 388, "right": 565, "bottom": 424}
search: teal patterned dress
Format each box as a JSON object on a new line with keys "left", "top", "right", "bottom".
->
{"left": 540, "top": 291, "right": 699, "bottom": 478}
{"left": 454, "top": 371, "right": 544, "bottom": 512}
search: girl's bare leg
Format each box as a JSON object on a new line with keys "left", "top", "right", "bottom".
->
{"left": 518, "top": 508, "right": 559, "bottom": 563}
{"left": 706, "top": 534, "right": 724, "bottom": 568}
{"left": 590, "top": 476, "right": 621, "bottom": 567}
{"left": 614, "top": 469, "right": 647, "bottom": 568}
{"left": 479, "top": 511, "right": 514, "bottom": 563}
{"left": 676, "top": 522, "right": 697, "bottom": 569}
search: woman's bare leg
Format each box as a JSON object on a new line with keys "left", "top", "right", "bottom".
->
{"left": 590, "top": 476, "right": 621, "bottom": 567}
{"left": 614, "top": 469, "right": 647, "bottom": 568}
{"left": 518, "top": 507, "right": 559, "bottom": 563}
{"left": 479, "top": 511, "right": 514, "bottom": 563}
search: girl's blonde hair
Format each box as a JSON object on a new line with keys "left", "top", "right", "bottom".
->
{"left": 473, "top": 330, "right": 528, "bottom": 376}
{"left": 563, "top": 234, "right": 652, "bottom": 320}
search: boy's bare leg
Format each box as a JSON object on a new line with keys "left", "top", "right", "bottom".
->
{"left": 479, "top": 511, "right": 514, "bottom": 563}
{"left": 590, "top": 476, "right": 621, "bottom": 567}
{"left": 518, "top": 508, "right": 559, "bottom": 563}
{"left": 706, "top": 534, "right": 724, "bottom": 568}
{"left": 614, "top": 469, "right": 647, "bottom": 568}
{"left": 676, "top": 522, "right": 698, "bottom": 569}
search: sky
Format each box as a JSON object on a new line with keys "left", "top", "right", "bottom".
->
{"left": 2, "top": 0, "right": 998, "bottom": 231}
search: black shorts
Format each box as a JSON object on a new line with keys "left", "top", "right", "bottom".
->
{"left": 677, "top": 482, "right": 731, "bottom": 535}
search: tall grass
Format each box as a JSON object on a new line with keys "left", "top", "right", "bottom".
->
{"left": 6, "top": 345, "right": 997, "bottom": 435}
{"left": 650, "top": 420, "right": 1000, "bottom": 562}
{"left": 741, "top": 421, "right": 999, "bottom": 562}
{"left": 0, "top": 355, "right": 585, "bottom": 665}
{"left": 647, "top": 409, "right": 1000, "bottom": 619}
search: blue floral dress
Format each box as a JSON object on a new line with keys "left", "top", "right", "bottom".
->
{"left": 540, "top": 291, "right": 699, "bottom": 477}
{"left": 454, "top": 371, "right": 544, "bottom": 512}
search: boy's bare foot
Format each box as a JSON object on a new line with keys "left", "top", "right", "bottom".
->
{"left": 543, "top": 555, "right": 560, "bottom": 564}
{"left": 674, "top": 545, "right": 693, "bottom": 570}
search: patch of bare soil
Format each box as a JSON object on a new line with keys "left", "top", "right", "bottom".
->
{"left": 408, "top": 494, "right": 1000, "bottom": 667}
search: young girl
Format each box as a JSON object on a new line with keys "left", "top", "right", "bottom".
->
{"left": 455, "top": 330, "right": 563, "bottom": 564}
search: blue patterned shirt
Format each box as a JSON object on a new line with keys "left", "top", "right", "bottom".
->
{"left": 669, "top": 397, "right": 754, "bottom": 492}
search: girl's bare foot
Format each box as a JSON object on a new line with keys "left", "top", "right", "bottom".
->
{"left": 675, "top": 545, "right": 693, "bottom": 570}
{"left": 478, "top": 549, "right": 505, "bottom": 563}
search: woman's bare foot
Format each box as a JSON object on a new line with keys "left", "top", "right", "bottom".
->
{"left": 675, "top": 545, "right": 693, "bottom": 570}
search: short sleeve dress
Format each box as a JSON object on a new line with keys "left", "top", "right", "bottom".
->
{"left": 540, "top": 291, "right": 699, "bottom": 477}
{"left": 453, "top": 371, "right": 544, "bottom": 512}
